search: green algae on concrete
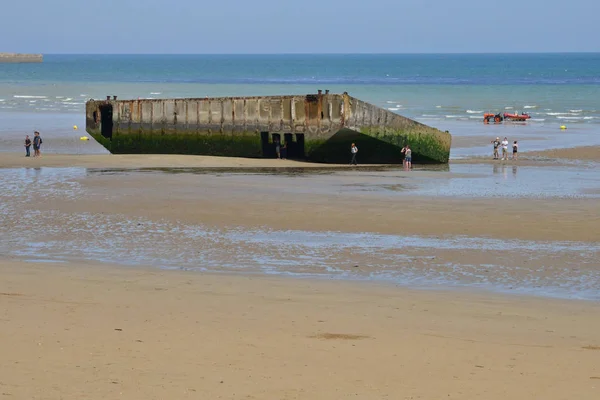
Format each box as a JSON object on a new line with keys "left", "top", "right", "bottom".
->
{"left": 91, "top": 132, "right": 262, "bottom": 157}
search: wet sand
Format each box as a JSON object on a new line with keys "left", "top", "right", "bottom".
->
{"left": 2, "top": 260, "right": 600, "bottom": 400}
{"left": 525, "top": 145, "right": 600, "bottom": 161}
{"left": 0, "top": 153, "right": 360, "bottom": 169}
{"left": 1, "top": 143, "right": 598, "bottom": 170}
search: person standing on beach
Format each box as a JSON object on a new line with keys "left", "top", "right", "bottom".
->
{"left": 491, "top": 137, "right": 500, "bottom": 160}
{"left": 401, "top": 145, "right": 412, "bottom": 170}
{"left": 275, "top": 138, "right": 281, "bottom": 159}
{"left": 32, "top": 131, "right": 42, "bottom": 157}
{"left": 24, "top": 135, "right": 31, "bottom": 157}
{"left": 512, "top": 140, "right": 518, "bottom": 160}
{"left": 501, "top": 137, "right": 509, "bottom": 160}
{"left": 350, "top": 143, "right": 358, "bottom": 165}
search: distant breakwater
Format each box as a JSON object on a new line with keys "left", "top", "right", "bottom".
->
{"left": 0, "top": 53, "right": 43, "bottom": 63}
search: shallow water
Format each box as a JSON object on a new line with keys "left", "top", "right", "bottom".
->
{"left": 1, "top": 166, "right": 599, "bottom": 300}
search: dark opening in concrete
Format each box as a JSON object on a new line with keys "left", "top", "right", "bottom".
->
{"left": 260, "top": 132, "right": 269, "bottom": 156}
{"left": 295, "top": 134, "right": 305, "bottom": 158}
{"left": 99, "top": 104, "right": 113, "bottom": 139}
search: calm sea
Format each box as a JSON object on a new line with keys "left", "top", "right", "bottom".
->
{"left": 1, "top": 54, "right": 599, "bottom": 152}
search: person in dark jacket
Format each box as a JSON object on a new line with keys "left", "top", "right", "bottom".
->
{"left": 24, "top": 135, "right": 31, "bottom": 157}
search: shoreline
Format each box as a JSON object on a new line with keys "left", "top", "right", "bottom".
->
{"left": 0, "top": 144, "right": 598, "bottom": 169}
{"left": 2, "top": 259, "right": 600, "bottom": 399}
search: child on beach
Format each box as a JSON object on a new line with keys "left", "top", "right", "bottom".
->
{"left": 512, "top": 141, "right": 518, "bottom": 160}
{"left": 24, "top": 135, "right": 31, "bottom": 157}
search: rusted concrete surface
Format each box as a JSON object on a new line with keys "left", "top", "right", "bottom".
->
{"left": 86, "top": 92, "right": 451, "bottom": 163}
{"left": 0, "top": 53, "right": 43, "bottom": 63}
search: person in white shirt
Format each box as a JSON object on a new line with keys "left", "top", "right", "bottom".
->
{"left": 501, "top": 137, "right": 509, "bottom": 160}
{"left": 350, "top": 143, "right": 358, "bottom": 165}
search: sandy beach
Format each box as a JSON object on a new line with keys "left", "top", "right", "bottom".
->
{"left": 1, "top": 140, "right": 599, "bottom": 399}
{"left": 2, "top": 260, "right": 600, "bottom": 400}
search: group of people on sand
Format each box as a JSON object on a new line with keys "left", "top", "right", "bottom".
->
{"left": 349, "top": 142, "right": 413, "bottom": 169}
{"left": 24, "top": 131, "right": 43, "bottom": 157}
{"left": 491, "top": 136, "right": 518, "bottom": 161}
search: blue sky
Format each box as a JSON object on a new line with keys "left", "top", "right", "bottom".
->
{"left": 2, "top": 0, "right": 598, "bottom": 54}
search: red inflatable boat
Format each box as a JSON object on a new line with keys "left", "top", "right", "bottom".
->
{"left": 503, "top": 112, "right": 531, "bottom": 121}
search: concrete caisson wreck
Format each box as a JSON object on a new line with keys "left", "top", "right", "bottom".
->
{"left": 86, "top": 92, "right": 451, "bottom": 163}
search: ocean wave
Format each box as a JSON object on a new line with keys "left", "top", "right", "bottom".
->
{"left": 14, "top": 95, "right": 47, "bottom": 99}
{"left": 421, "top": 114, "right": 438, "bottom": 117}
{"left": 504, "top": 106, "right": 513, "bottom": 109}
{"left": 55, "top": 96, "right": 65, "bottom": 99}
{"left": 468, "top": 116, "right": 483, "bottom": 119}
{"left": 583, "top": 116, "right": 595, "bottom": 120}
{"left": 523, "top": 105, "right": 537, "bottom": 109}
{"left": 445, "top": 115, "right": 463, "bottom": 118}
{"left": 530, "top": 118, "right": 546, "bottom": 122}
{"left": 546, "top": 112, "right": 570, "bottom": 116}
{"left": 62, "top": 98, "right": 73, "bottom": 102}
{"left": 466, "top": 110, "right": 483, "bottom": 114}
{"left": 387, "top": 107, "right": 400, "bottom": 111}
{"left": 150, "top": 92, "right": 162, "bottom": 95}
{"left": 569, "top": 109, "right": 583, "bottom": 113}
{"left": 557, "top": 116, "right": 584, "bottom": 120}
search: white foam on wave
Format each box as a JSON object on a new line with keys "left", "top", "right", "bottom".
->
{"left": 387, "top": 107, "right": 400, "bottom": 111}
{"left": 80, "top": 94, "right": 88, "bottom": 97}
{"left": 421, "top": 114, "right": 438, "bottom": 117}
{"left": 524, "top": 105, "right": 537, "bottom": 109}
{"left": 531, "top": 118, "right": 546, "bottom": 122}
{"left": 469, "top": 116, "right": 482, "bottom": 119}
{"left": 150, "top": 92, "right": 162, "bottom": 95}
{"left": 62, "top": 102, "right": 83, "bottom": 105}
{"left": 557, "top": 116, "right": 584, "bottom": 120}
{"left": 29, "top": 100, "right": 37, "bottom": 103}
{"left": 14, "top": 95, "right": 47, "bottom": 99}
{"left": 0, "top": 99, "right": 4, "bottom": 102}
{"left": 466, "top": 110, "right": 483, "bottom": 114}
{"left": 62, "top": 98, "right": 73, "bottom": 102}
{"left": 546, "top": 112, "right": 569, "bottom": 116}
{"left": 435, "top": 105, "right": 442, "bottom": 108}
{"left": 583, "top": 116, "right": 595, "bottom": 120}
{"left": 386, "top": 101, "right": 395, "bottom": 104}
{"left": 569, "top": 109, "right": 583, "bottom": 113}
{"left": 55, "top": 96, "right": 65, "bottom": 99}
{"left": 445, "top": 115, "right": 462, "bottom": 118}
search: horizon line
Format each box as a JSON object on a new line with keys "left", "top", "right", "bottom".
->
{"left": 24, "top": 51, "right": 600, "bottom": 56}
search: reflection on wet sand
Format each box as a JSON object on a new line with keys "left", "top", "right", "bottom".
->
{"left": 1, "top": 165, "right": 599, "bottom": 300}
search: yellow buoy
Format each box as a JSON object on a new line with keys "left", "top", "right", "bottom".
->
{"left": 560, "top": 125, "right": 567, "bottom": 130}
{"left": 79, "top": 136, "right": 89, "bottom": 141}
